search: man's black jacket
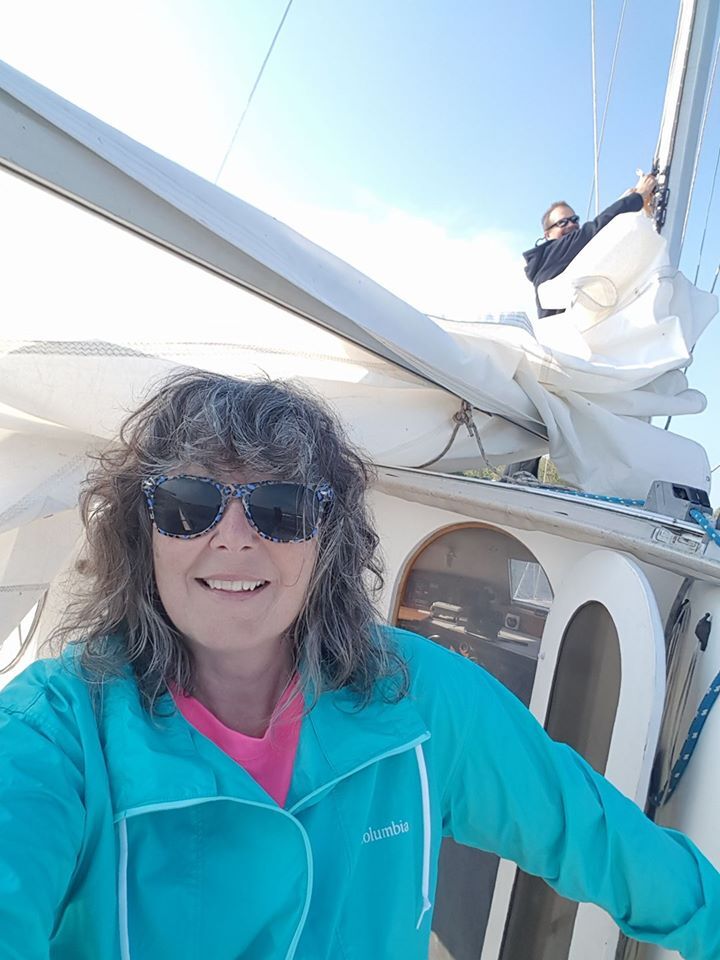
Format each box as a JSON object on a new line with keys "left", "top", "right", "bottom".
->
{"left": 523, "top": 192, "right": 644, "bottom": 318}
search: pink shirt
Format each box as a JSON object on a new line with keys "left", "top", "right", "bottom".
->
{"left": 172, "top": 680, "right": 303, "bottom": 807}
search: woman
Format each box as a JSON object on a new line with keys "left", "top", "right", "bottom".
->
{"left": 0, "top": 370, "right": 718, "bottom": 960}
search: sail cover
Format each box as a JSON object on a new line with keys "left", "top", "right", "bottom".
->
{"left": 0, "top": 59, "right": 717, "bottom": 637}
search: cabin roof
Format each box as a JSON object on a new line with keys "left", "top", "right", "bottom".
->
{"left": 375, "top": 466, "right": 720, "bottom": 584}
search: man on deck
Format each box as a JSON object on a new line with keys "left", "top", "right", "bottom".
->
{"left": 523, "top": 172, "right": 657, "bottom": 318}
{"left": 504, "top": 172, "right": 656, "bottom": 480}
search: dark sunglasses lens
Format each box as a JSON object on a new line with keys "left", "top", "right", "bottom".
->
{"left": 553, "top": 216, "right": 578, "bottom": 228}
{"left": 248, "top": 484, "right": 320, "bottom": 541}
{"left": 152, "top": 478, "right": 222, "bottom": 536}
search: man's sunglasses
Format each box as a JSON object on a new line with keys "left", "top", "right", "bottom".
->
{"left": 547, "top": 214, "right": 580, "bottom": 230}
{"left": 142, "top": 475, "right": 334, "bottom": 542}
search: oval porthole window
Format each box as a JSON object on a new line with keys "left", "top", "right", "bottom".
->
{"left": 500, "top": 601, "right": 621, "bottom": 960}
{"left": 393, "top": 524, "right": 553, "bottom": 960}
{"left": 394, "top": 524, "right": 553, "bottom": 706}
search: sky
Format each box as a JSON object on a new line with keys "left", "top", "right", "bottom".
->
{"left": 2, "top": 0, "right": 720, "bottom": 474}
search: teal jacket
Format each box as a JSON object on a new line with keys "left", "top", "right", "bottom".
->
{"left": 0, "top": 629, "right": 718, "bottom": 959}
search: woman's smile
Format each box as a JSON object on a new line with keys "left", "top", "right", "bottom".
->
{"left": 199, "top": 577, "right": 269, "bottom": 594}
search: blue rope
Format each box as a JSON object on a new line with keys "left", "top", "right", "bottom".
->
{"left": 538, "top": 487, "right": 720, "bottom": 806}
{"left": 689, "top": 507, "right": 720, "bottom": 547}
{"left": 650, "top": 667, "right": 720, "bottom": 807}
{"left": 540, "top": 485, "right": 645, "bottom": 507}
{"left": 539, "top": 490, "right": 719, "bottom": 545}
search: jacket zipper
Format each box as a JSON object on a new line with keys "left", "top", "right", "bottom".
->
{"left": 116, "top": 796, "right": 313, "bottom": 960}
{"left": 288, "top": 733, "right": 434, "bottom": 933}
{"left": 115, "top": 733, "right": 430, "bottom": 959}
{"left": 413, "top": 743, "right": 433, "bottom": 929}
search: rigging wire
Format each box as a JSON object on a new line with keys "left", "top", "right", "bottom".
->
{"left": 590, "top": 0, "right": 600, "bottom": 216}
{"left": 684, "top": 30, "right": 720, "bottom": 268}
{"left": 586, "top": 0, "right": 630, "bottom": 220}
{"left": 214, "top": 0, "right": 296, "bottom": 185}
{"left": 693, "top": 140, "right": 720, "bottom": 285}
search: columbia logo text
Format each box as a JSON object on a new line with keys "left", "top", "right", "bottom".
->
{"left": 362, "top": 820, "right": 410, "bottom": 844}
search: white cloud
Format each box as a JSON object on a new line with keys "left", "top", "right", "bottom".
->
{"left": 1, "top": 5, "right": 535, "bottom": 326}
{"left": 224, "top": 169, "right": 537, "bottom": 322}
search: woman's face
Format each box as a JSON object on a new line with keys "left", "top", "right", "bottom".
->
{"left": 151, "top": 467, "right": 318, "bottom": 669}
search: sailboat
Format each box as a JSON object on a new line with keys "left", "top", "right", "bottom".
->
{"left": 1, "top": 1, "right": 719, "bottom": 957}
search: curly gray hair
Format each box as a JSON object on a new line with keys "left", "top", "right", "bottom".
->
{"left": 55, "top": 369, "right": 407, "bottom": 711}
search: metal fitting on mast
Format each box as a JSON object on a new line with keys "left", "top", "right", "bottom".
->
{"left": 652, "top": 0, "right": 720, "bottom": 266}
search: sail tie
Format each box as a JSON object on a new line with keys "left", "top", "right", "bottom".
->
{"left": 414, "top": 400, "right": 490, "bottom": 470}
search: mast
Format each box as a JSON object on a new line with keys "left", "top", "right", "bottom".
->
{"left": 653, "top": 0, "right": 720, "bottom": 268}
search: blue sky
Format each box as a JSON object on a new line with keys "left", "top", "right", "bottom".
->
{"left": 2, "top": 0, "right": 720, "bottom": 475}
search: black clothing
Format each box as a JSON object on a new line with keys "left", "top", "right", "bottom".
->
{"left": 523, "top": 192, "right": 644, "bottom": 318}
{"left": 505, "top": 192, "right": 644, "bottom": 479}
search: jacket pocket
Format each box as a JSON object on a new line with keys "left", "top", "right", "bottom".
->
{"left": 118, "top": 799, "right": 310, "bottom": 959}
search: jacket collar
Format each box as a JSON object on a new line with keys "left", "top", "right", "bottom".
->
{"left": 287, "top": 686, "right": 429, "bottom": 811}
{"left": 99, "top": 673, "right": 429, "bottom": 817}
{"left": 522, "top": 240, "right": 551, "bottom": 279}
